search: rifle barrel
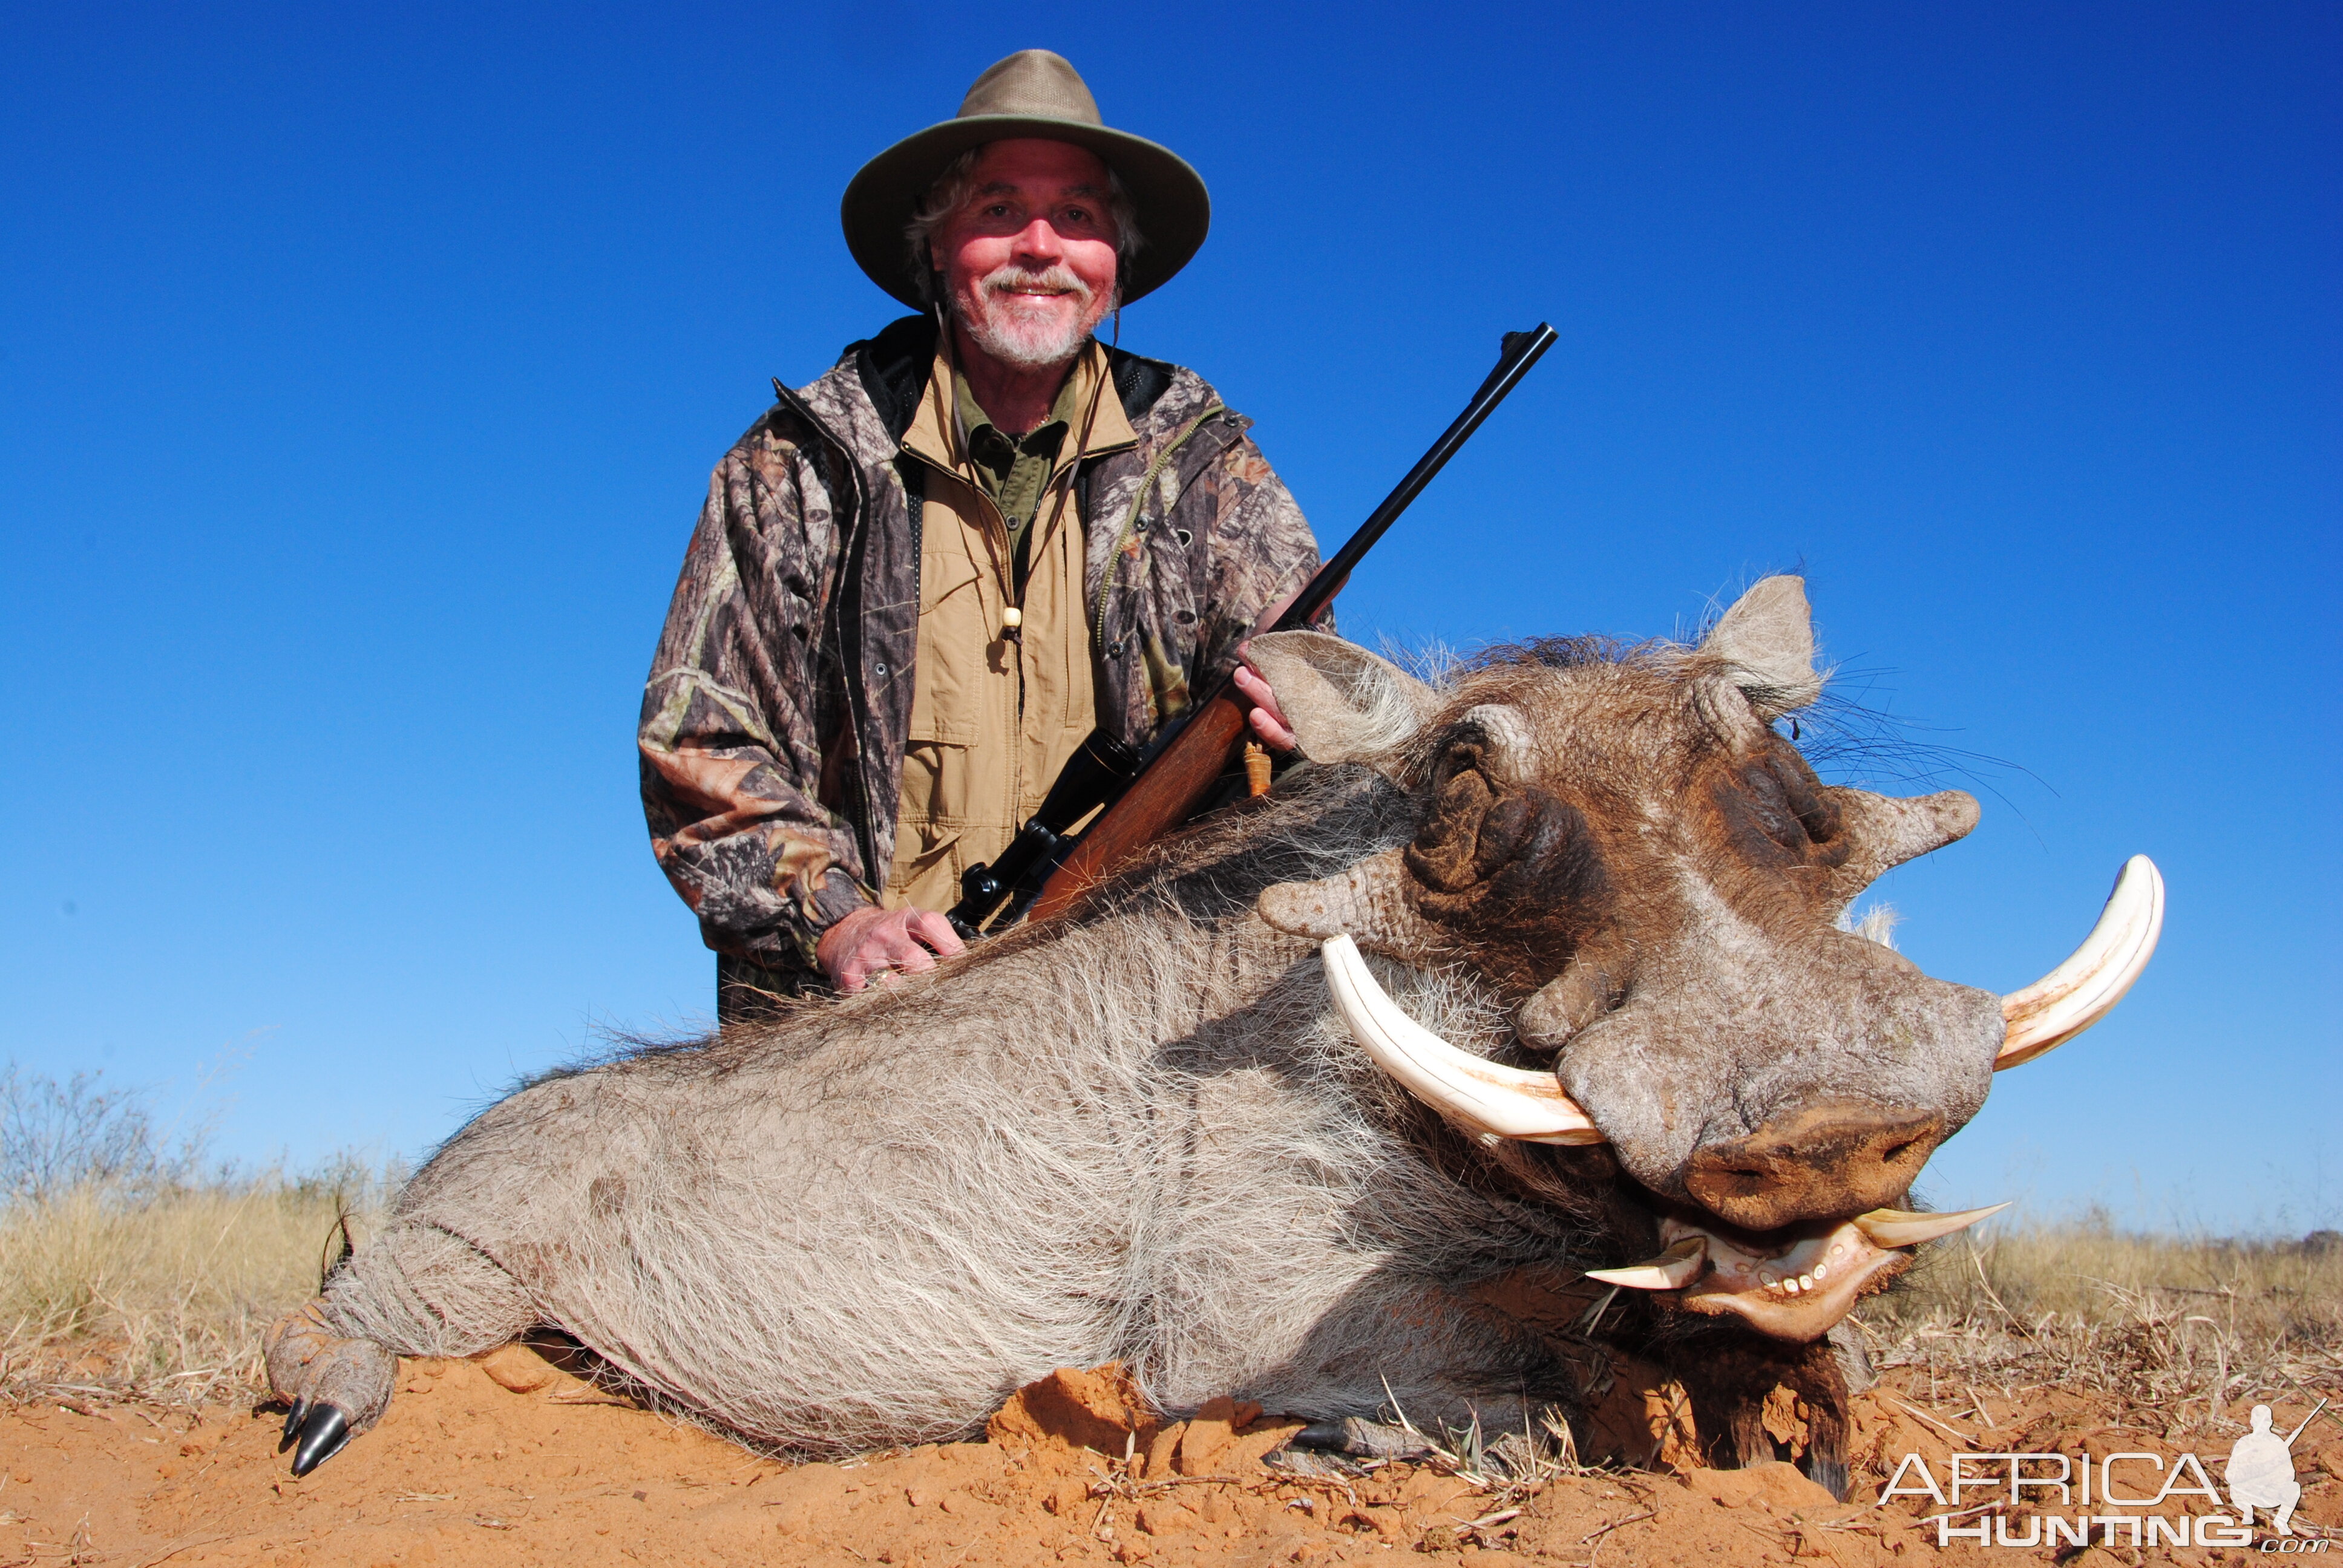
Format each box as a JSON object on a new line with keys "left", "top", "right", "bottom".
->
{"left": 1021, "top": 323, "right": 1556, "bottom": 923}
{"left": 1272, "top": 323, "right": 1556, "bottom": 633}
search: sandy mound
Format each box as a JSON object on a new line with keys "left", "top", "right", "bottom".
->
{"left": 3, "top": 1344, "right": 2335, "bottom": 1565}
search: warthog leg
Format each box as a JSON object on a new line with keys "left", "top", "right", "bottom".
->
{"left": 265, "top": 1298, "right": 393, "bottom": 1474}
{"left": 264, "top": 1218, "right": 534, "bottom": 1475}
{"left": 1673, "top": 1333, "right": 1855, "bottom": 1499}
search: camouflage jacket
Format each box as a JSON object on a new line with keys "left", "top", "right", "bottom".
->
{"left": 640, "top": 316, "right": 1325, "bottom": 977}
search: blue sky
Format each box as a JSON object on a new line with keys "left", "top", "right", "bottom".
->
{"left": 2, "top": 3, "right": 2335, "bottom": 1233}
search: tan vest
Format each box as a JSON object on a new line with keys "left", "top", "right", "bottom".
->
{"left": 885, "top": 343, "right": 1138, "bottom": 913}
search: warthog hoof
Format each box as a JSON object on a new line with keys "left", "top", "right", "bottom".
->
{"left": 281, "top": 1399, "right": 353, "bottom": 1477}
{"left": 264, "top": 1297, "right": 396, "bottom": 1476}
{"left": 1289, "top": 1416, "right": 1438, "bottom": 1462}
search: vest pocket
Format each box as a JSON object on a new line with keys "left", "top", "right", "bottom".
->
{"left": 883, "top": 806, "right": 964, "bottom": 904}
{"left": 908, "top": 554, "right": 985, "bottom": 746}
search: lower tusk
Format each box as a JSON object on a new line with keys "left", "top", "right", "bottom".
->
{"left": 1585, "top": 1235, "right": 1707, "bottom": 1291}
{"left": 1852, "top": 1202, "right": 2010, "bottom": 1248}
{"left": 1997, "top": 855, "right": 2164, "bottom": 1068}
{"left": 1320, "top": 935, "right": 1606, "bottom": 1145}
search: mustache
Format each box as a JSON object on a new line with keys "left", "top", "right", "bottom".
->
{"left": 978, "top": 264, "right": 1093, "bottom": 303}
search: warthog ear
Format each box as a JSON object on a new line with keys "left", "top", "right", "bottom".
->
{"left": 1245, "top": 632, "right": 1439, "bottom": 766}
{"left": 1700, "top": 575, "right": 1824, "bottom": 720}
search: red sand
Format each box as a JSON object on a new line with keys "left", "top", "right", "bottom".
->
{"left": 3, "top": 1345, "right": 2334, "bottom": 1566}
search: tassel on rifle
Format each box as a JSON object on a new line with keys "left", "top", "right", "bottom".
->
{"left": 1243, "top": 741, "right": 1273, "bottom": 797}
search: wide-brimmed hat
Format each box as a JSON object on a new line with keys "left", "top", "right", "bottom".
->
{"left": 841, "top": 50, "right": 1211, "bottom": 310}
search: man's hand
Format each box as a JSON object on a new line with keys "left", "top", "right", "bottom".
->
{"left": 1231, "top": 662, "right": 1297, "bottom": 753}
{"left": 816, "top": 904, "right": 966, "bottom": 993}
{"left": 1235, "top": 573, "right": 1340, "bottom": 755}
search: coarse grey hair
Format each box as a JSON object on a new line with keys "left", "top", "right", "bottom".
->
{"left": 903, "top": 145, "right": 1145, "bottom": 308}
{"left": 283, "top": 762, "right": 1601, "bottom": 1457}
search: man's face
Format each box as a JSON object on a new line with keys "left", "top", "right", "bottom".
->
{"left": 937, "top": 139, "right": 1122, "bottom": 371}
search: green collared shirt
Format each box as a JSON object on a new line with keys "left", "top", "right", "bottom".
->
{"left": 954, "top": 370, "right": 1083, "bottom": 590}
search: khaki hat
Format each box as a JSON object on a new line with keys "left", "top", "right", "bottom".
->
{"left": 841, "top": 50, "right": 1210, "bottom": 310}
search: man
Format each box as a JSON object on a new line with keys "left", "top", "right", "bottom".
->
{"left": 2224, "top": 1403, "right": 2304, "bottom": 1535}
{"left": 640, "top": 50, "right": 1321, "bottom": 1011}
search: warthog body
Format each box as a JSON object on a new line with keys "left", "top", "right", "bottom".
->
{"left": 269, "top": 578, "right": 2154, "bottom": 1495}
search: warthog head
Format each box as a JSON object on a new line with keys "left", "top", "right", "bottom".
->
{"left": 1250, "top": 576, "right": 2160, "bottom": 1344}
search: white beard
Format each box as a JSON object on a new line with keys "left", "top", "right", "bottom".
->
{"left": 955, "top": 264, "right": 1115, "bottom": 370}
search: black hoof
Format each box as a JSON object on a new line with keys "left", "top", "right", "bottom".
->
{"left": 289, "top": 1403, "right": 352, "bottom": 1477}
{"left": 1288, "top": 1420, "right": 1349, "bottom": 1451}
{"left": 278, "top": 1397, "right": 308, "bottom": 1451}
{"left": 1283, "top": 1416, "right": 1435, "bottom": 1462}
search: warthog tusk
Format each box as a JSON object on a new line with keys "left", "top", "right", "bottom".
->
{"left": 1320, "top": 935, "right": 1606, "bottom": 1146}
{"left": 1997, "top": 855, "right": 2165, "bottom": 1069}
{"left": 1585, "top": 1235, "right": 1708, "bottom": 1290}
{"left": 1851, "top": 1203, "right": 2010, "bottom": 1248}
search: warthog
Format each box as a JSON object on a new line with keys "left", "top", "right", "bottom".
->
{"left": 267, "top": 577, "right": 2160, "bottom": 1497}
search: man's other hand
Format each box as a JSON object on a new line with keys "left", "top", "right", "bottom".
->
{"left": 1231, "top": 662, "right": 1297, "bottom": 753}
{"left": 816, "top": 904, "right": 966, "bottom": 993}
{"left": 1237, "top": 574, "right": 1340, "bottom": 755}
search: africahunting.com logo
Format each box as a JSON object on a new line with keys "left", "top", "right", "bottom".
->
{"left": 1882, "top": 1401, "right": 2325, "bottom": 1550}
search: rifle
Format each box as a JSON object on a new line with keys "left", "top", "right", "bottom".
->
{"left": 947, "top": 322, "right": 1558, "bottom": 935}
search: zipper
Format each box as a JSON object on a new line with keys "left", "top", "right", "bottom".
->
{"left": 1092, "top": 403, "right": 1228, "bottom": 647}
{"left": 770, "top": 377, "right": 884, "bottom": 886}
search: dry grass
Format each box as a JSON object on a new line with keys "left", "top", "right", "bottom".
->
{"left": 1, "top": 1063, "right": 404, "bottom": 1407}
{"left": 0, "top": 1170, "right": 393, "bottom": 1408}
{"left": 1860, "top": 1218, "right": 2343, "bottom": 1439}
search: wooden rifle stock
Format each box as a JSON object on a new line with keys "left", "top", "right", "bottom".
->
{"left": 1024, "top": 681, "right": 1251, "bottom": 921}
{"left": 1024, "top": 322, "right": 1558, "bottom": 924}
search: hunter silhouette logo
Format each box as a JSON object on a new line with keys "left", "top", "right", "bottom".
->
{"left": 2227, "top": 1401, "right": 2321, "bottom": 1535}
{"left": 1879, "top": 1399, "right": 2330, "bottom": 1550}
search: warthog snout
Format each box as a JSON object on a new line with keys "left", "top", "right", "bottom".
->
{"left": 1683, "top": 1102, "right": 1944, "bottom": 1232}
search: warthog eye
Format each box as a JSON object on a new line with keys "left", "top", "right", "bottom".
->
{"left": 1404, "top": 749, "right": 1613, "bottom": 990}
{"left": 1715, "top": 742, "right": 1850, "bottom": 869}
{"left": 1407, "top": 765, "right": 1508, "bottom": 892}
